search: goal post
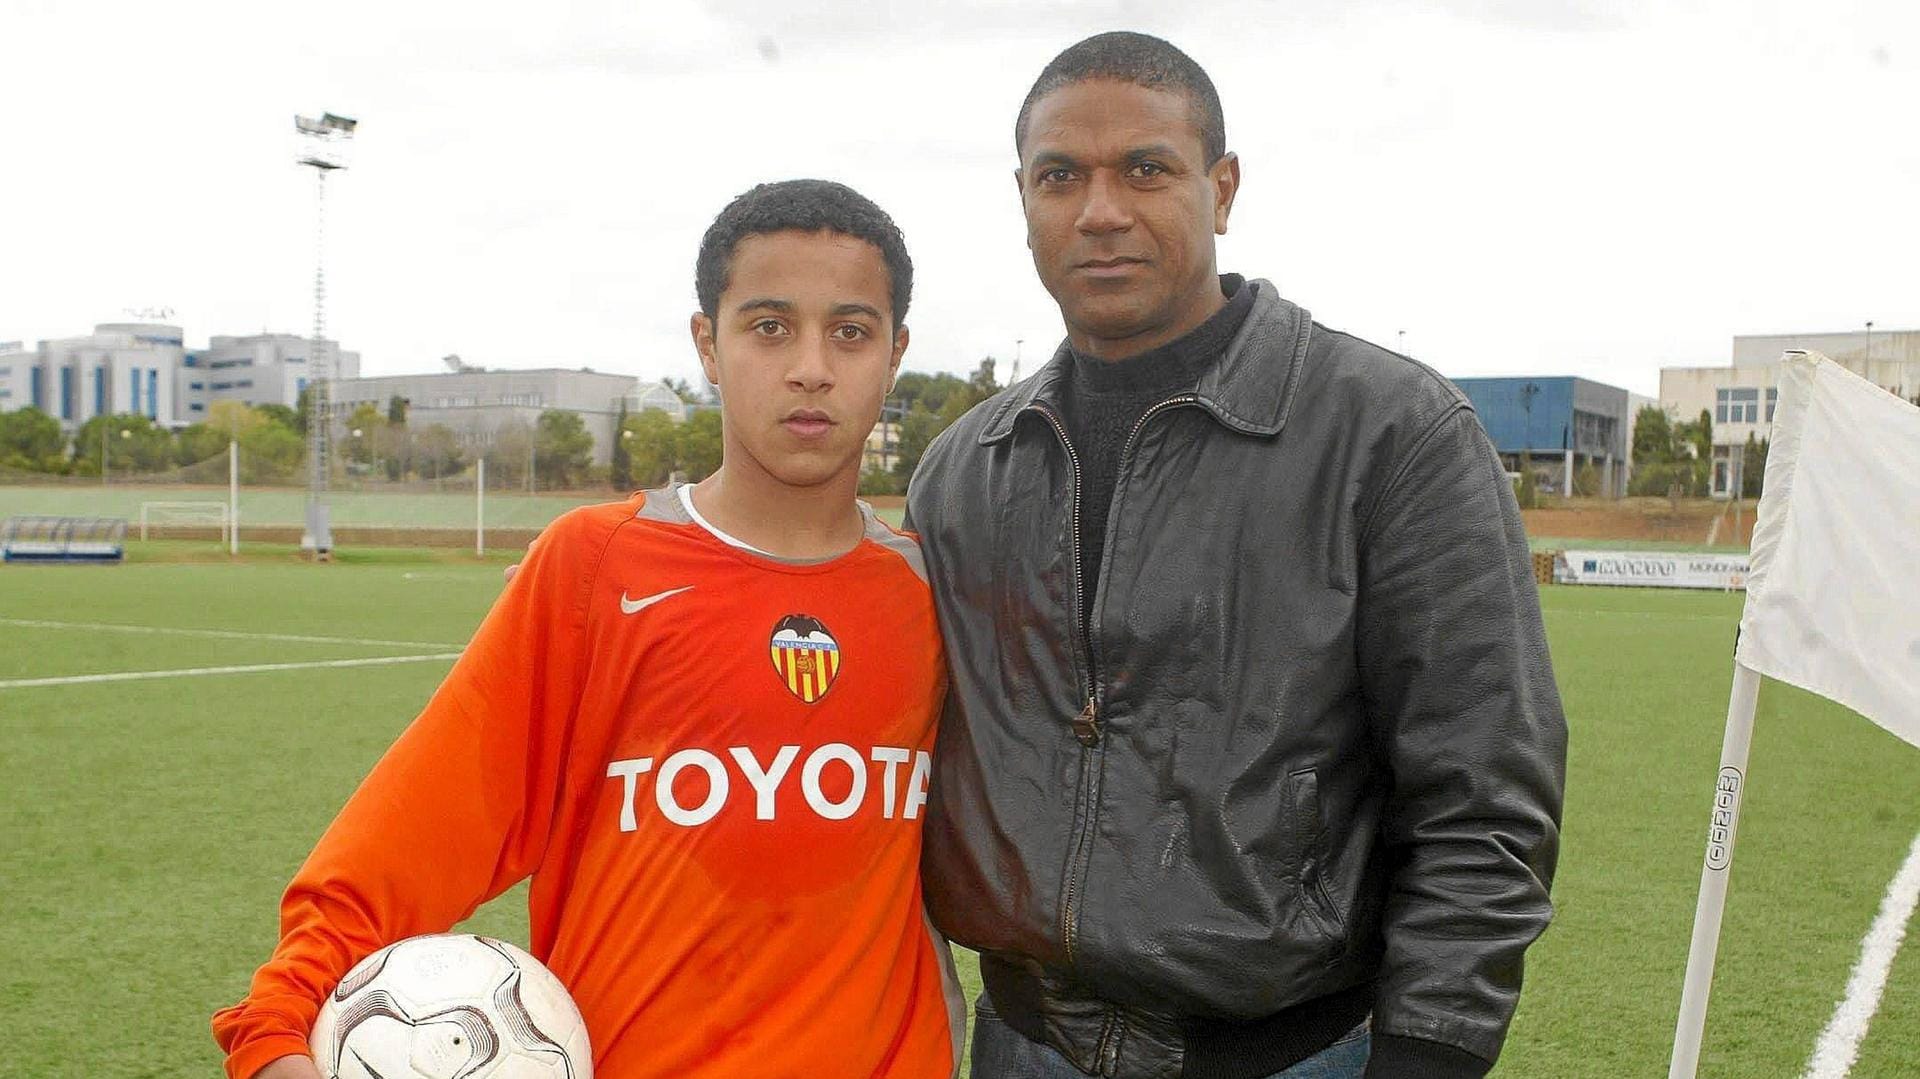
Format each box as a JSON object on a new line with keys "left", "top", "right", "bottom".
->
{"left": 139, "top": 501, "right": 231, "bottom": 546}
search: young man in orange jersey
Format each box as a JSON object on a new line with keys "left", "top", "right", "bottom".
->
{"left": 215, "top": 179, "right": 967, "bottom": 1079}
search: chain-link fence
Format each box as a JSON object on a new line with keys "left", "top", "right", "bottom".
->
{"left": 0, "top": 386, "right": 934, "bottom": 550}
{"left": 0, "top": 417, "right": 620, "bottom": 553}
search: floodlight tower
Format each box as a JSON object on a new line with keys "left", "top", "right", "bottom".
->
{"left": 294, "top": 111, "right": 357, "bottom": 558}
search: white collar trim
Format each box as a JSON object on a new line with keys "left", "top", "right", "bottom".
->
{"left": 678, "top": 484, "right": 776, "bottom": 557}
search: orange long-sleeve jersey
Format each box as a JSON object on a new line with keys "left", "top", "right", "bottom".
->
{"left": 213, "top": 486, "right": 964, "bottom": 1079}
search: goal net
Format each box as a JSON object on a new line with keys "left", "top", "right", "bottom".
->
{"left": 139, "top": 501, "right": 231, "bottom": 545}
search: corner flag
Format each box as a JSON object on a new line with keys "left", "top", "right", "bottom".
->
{"left": 1735, "top": 353, "right": 1920, "bottom": 744}
{"left": 1670, "top": 351, "right": 1920, "bottom": 1078}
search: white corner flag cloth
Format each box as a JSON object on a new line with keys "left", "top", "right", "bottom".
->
{"left": 1735, "top": 352, "right": 1920, "bottom": 744}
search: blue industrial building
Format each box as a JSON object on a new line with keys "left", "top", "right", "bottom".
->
{"left": 1449, "top": 376, "right": 1632, "bottom": 497}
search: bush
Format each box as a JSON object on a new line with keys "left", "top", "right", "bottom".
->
{"left": 1742, "top": 435, "right": 1769, "bottom": 499}
{"left": 1573, "top": 461, "right": 1601, "bottom": 498}
{"left": 239, "top": 423, "right": 305, "bottom": 483}
{"left": 413, "top": 424, "right": 465, "bottom": 480}
{"left": 858, "top": 465, "right": 903, "bottom": 497}
{"left": 620, "top": 410, "right": 678, "bottom": 488}
{"left": 0, "top": 407, "right": 64, "bottom": 464}
{"left": 675, "top": 411, "right": 723, "bottom": 482}
{"left": 534, "top": 410, "right": 594, "bottom": 489}
{"left": 1515, "top": 453, "right": 1540, "bottom": 509}
{"left": 1629, "top": 459, "right": 1710, "bottom": 498}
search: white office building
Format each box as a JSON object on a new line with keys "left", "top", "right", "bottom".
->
{"left": 330, "top": 367, "right": 649, "bottom": 465}
{"left": 181, "top": 333, "right": 361, "bottom": 420}
{"left": 1660, "top": 328, "right": 1920, "bottom": 498}
{"left": 0, "top": 323, "right": 361, "bottom": 432}
{"left": 0, "top": 322, "right": 186, "bottom": 431}
{"left": 0, "top": 342, "right": 31, "bottom": 412}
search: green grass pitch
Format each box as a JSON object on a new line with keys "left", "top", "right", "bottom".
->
{"left": 2, "top": 550, "right": 1917, "bottom": 1077}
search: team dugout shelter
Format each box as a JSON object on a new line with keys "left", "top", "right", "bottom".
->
{"left": 1450, "top": 376, "right": 1633, "bottom": 498}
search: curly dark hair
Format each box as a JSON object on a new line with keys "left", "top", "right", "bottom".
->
{"left": 1015, "top": 31, "right": 1227, "bottom": 166}
{"left": 694, "top": 179, "right": 913, "bottom": 326}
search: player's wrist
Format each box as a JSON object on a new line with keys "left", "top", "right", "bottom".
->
{"left": 244, "top": 1049, "right": 319, "bottom": 1079}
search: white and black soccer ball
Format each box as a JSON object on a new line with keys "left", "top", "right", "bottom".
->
{"left": 309, "top": 934, "right": 592, "bottom": 1079}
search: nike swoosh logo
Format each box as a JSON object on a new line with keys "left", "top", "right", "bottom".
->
{"left": 621, "top": 586, "right": 694, "bottom": 615}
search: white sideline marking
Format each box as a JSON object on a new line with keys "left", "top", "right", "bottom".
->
{"left": 0, "top": 617, "right": 459, "bottom": 650}
{"left": 0, "top": 652, "right": 463, "bottom": 690}
{"left": 1803, "top": 828, "right": 1920, "bottom": 1079}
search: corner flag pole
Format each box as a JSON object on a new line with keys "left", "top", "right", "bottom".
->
{"left": 1669, "top": 660, "right": 1764, "bottom": 1078}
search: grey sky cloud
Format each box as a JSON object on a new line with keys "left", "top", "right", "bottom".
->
{"left": 1428, "top": 0, "right": 1638, "bottom": 32}
{"left": 1, "top": 0, "right": 1914, "bottom": 400}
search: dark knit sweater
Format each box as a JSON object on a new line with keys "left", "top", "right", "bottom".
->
{"left": 1061, "top": 274, "right": 1254, "bottom": 629}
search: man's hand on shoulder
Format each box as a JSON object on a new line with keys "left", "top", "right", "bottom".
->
{"left": 502, "top": 536, "right": 538, "bottom": 584}
{"left": 254, "top": 1055, "right": 321, "bottom": 1079}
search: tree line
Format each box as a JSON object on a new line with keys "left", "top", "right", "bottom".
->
{"left": 0, "top": 395, "right": 635, "bottom": 490}
{"left": 1, "top": 361, "right": 1012, "bottom": 493}
{"left": 1628, "top": 405, "right": 1767, "bottom": 499}
{"left": 0, "top": 401, "right": 309, "bottom": 483}
{"left": 613, "top": 358, "right": 1007, "bottom": 496}
{"left": 856, "top": 357, "right": 1003, "bottom": 496}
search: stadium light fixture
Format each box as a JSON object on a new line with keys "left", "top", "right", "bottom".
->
{"left": 294, "top": 112, "right": 357, "bottom": 170}
{"left": 293, "top": 110, "right": 358, "bottom": 559}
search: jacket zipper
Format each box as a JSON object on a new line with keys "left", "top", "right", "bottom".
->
{"left": 1027, "top": 403, "right": 1098, "bottom": 737}
{"left": 1027, "top": 402, "right": 1099, "bottom": 969}
{"left": 1027, "top": 393, "right": 1198, "bottom": 973}
{"left": 1083, "top": 393, "right": 1196, "bottom": 733}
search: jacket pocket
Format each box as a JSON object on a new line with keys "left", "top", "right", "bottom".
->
{"left": 1286, "top": 767, "right": 1348, "bottom": 943}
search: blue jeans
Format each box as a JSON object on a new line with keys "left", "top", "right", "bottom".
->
{"left": 968, "top": 997, "right": 1370, "bottom": 1079}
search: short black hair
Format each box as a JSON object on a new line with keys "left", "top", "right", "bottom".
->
{"left": 1015, "top": 31, "right": 1227, "bottom": 166}
{"left": 695, "top": 179, "right": 913, "bottom": 326}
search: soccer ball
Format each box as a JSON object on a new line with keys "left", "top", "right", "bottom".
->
{"left": 309, "top": 934, "right": 592, "bottom": 1079}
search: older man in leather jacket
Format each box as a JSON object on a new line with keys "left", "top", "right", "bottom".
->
{"left": 907, "top": 32, "right": 1567, "bottom": 1079}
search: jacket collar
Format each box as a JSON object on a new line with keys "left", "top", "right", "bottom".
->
{"left": 979, "top": 280, "right": 1311, "bottom": 444}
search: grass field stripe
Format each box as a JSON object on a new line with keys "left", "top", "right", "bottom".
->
{"left": 0, "top": 617, "right": 461, "bottom": 650}
{"left": 0, "top": 652, "right": 464, "bottom": 690}
{"left": 1544, "top": 611, "right": 1734, "bottom": 623}
{"left": 1803, "top": 827, "right": 1920, "bottom": 1079}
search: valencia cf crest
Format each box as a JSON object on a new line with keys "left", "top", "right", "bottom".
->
{"left": 770, "top": 614, "right": 841, "bottom": 704}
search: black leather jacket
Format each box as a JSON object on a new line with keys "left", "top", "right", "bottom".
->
{"left": 907, "top": 283, "right": 1566, "bottom": 1077}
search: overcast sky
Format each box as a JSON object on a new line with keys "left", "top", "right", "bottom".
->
{"left": 2, "top": 0, "right": 1913, "bottom": 397}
